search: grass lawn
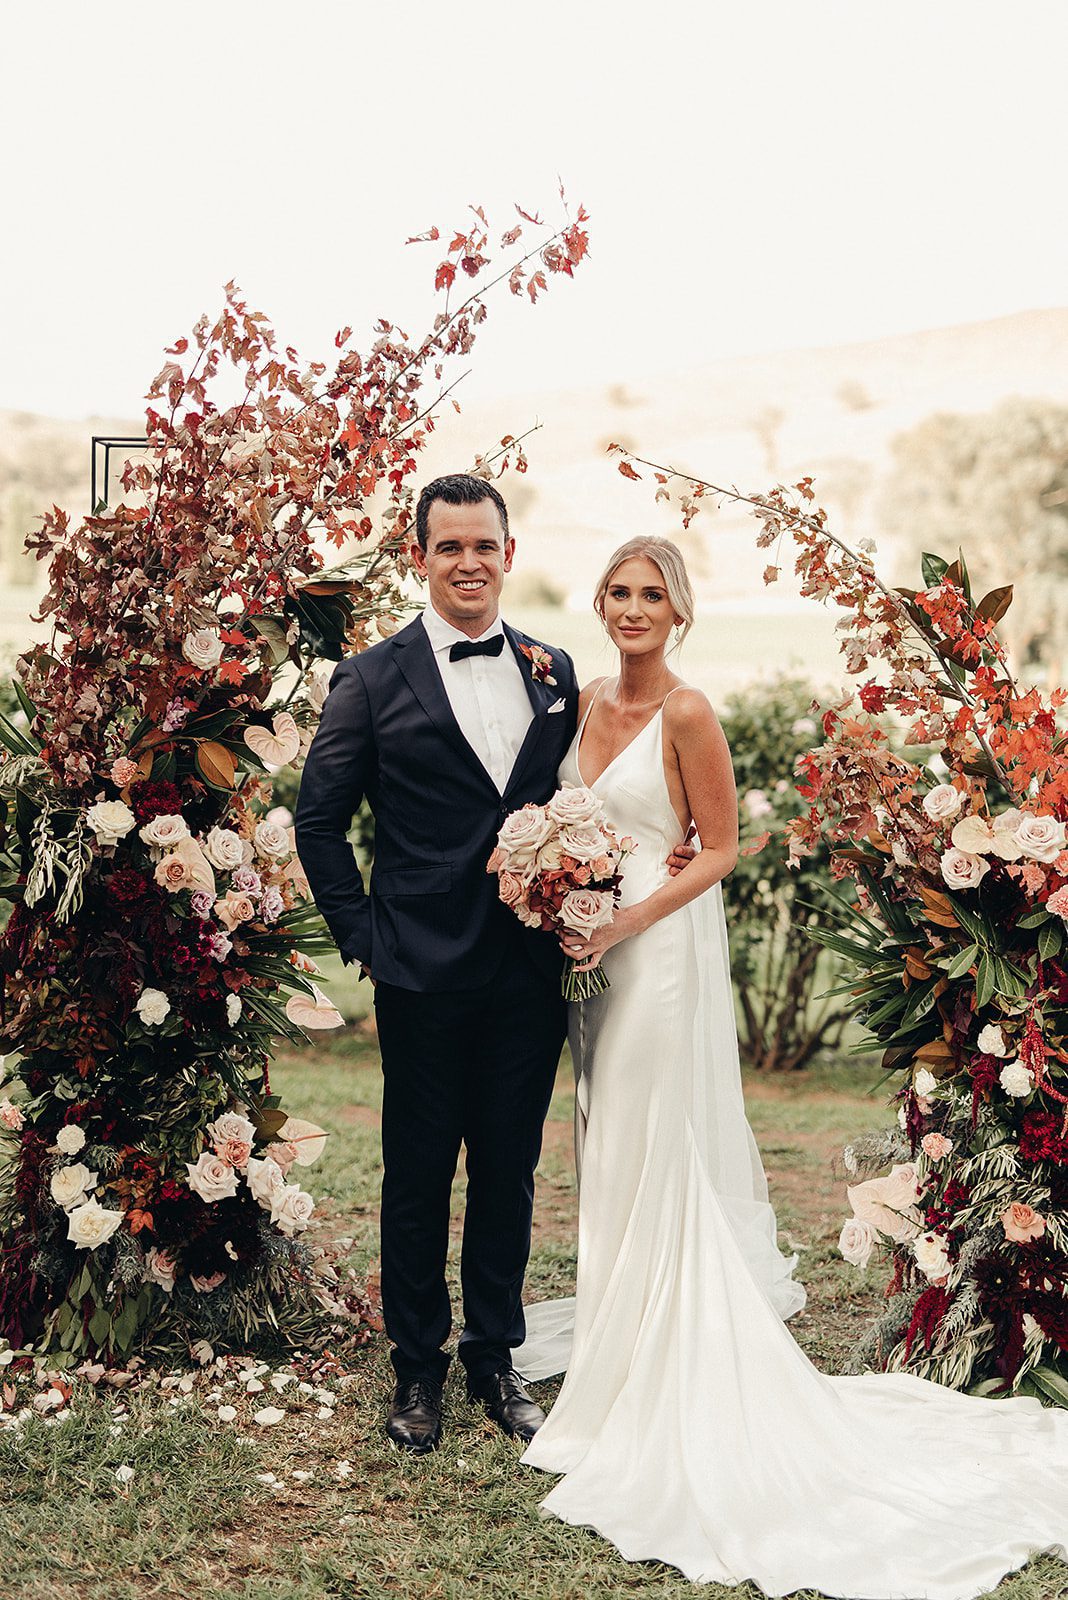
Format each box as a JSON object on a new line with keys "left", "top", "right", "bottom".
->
{"left": 2, "top": 1032, "right": 1066, "bottom": 1600}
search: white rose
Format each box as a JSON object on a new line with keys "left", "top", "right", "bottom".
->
{"left": 838, "top": 1217, "right": 877, "bottom": 1268}
{"left": 135, "top": 988, "right": 171, "bottom": 1027}
{"left": 186, "top": 1151, "right": 240, "bottom": 1203}
{"left": 55, "top": 1125, "right": 86, "bottom": 1156}
{"left": 496, "top": 805, "right": 553, "bottom": 867}
{"left": 254, "top": 820, "right": 290, "bottom": 860}
{"left": 206, "top": 1111, "right": 256, "bottom": 1147}
{"left": 144, "top": 1247, "right": 177, "bottom": 1293}
{"left": 913, "top": 1068, "right": 939, "bottom": 1098}
{"left": 922, "top": 784, "right": 964, "bottom": 822}
{"left": 266, "top": 805, "right": 294, "bottom": 829}
{"left": 86, "top": 800, "right": 137, "bottom": 846}
{"left": 546, "top": 785, "right": 604, "bottom": 828}
{"left": 270, "top": 1183, "right": 315, "bottom": 1237}
{"left": 226, "top": 994, "right": 242, "bottom": 1026}
{"left": 558, "top": 824, "right": 613, "bottom": 864}
{"left": 204, "top": 827, "right": 251, "bottom": 871}
{"left": 66, "top": 1198, "right": 123, "bottom": 1250}
{"left": 999, "top": 1059, "right": 1033, "bottom": 1099}
{"left": 950, "top": 815, "right": 995, "bottom": 855}
{"left": 138, "top": 813, "right": 190, "bottom": 852}
{"left": 1014, "top": 814, "right": 1067, "bottom": 864}
{"left": 183, "top": 629, "right": 224, "bottom": 671}
{"left": 976, "top": 1023, "right": 1008, "bottom": 1058}
{"left": 558, "top": 888, "right": 615, "bottom": 935}
{"left": 246, "top": 1155, "right": 286, "bottom": 1208}
{"left": 939, "top": 848, "right": 990, "bottom": 891}
{"left": 50, "top": 1163, "right": 98, "bottom": 1210}
{"left": 912, "top": 1231, "right": 951, "bottom": 1282}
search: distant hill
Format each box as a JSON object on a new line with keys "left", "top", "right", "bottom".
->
{"left": 2, "top": 307, "right": 1067, "bottom": 654}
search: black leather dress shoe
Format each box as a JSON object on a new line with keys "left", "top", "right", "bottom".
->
{"left": 467, "top": 1367, "right": 546, "bottom": 1442}
{"left": 385, "top": 1377, "right": 443, "bottom": 1454}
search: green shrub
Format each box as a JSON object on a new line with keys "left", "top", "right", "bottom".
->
{"left": 720, "top": 673, "right": 852, "bottom": 1071}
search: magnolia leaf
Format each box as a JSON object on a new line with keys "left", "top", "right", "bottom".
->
{"left": 975, "top": 585, "right": 1013, "bottom": 626}
{"left": 195, "top": 741, "right": 237, "bottom": 790}
{"left": 250, "top": 616, "right": 294, "bottom": 666}
{"left": 252, "top": 1107, "right": 290, "bottom": 1142}
{"left": 920, "top": 552, "right": 949, "bottom": 588}
{"left": 913, "top": 1038, "right": 954, "bottom": 1063}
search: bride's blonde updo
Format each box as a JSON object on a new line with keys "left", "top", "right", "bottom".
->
{"left": 593, "top": 536, "right": 696, "bottom": 650}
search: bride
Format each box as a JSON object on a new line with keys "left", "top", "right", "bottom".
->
{"left": 517, "top": 536, "right": 1068, "bottom": 1600}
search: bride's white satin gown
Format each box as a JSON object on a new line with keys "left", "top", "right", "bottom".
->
{"left": 518, "top": 696, "right": 1068, "bottom": 1600}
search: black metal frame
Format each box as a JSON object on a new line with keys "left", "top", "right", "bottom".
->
{"left": 90, "top": 435, "right": 148, "bottom": 511}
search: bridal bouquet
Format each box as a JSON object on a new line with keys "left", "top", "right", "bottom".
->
{"left": 488, "top": 786, "right": 634, "bottom": 1002}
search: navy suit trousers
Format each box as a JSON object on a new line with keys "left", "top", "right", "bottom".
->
{"left": 375, "top": 941, "right": 567, "bottom": 1385}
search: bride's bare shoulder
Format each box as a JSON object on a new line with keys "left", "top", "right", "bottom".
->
{"left": 664, "top": 685, "right": 727, "bottom": 745}
{"left": 577, "top": 676, "right": 611, "bottom": 716}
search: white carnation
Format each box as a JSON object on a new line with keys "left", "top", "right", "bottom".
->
{"left": 86, "top": 800, "right": 137, "bottom": 846}
{"left": 55, "top": 1124, "right": 86, "bottom": 1156}
{"left": 999, "top": 1060, "right": 1033, "bottom": 1099}
{"left": 134, "top": 988, "right": 171, "bottom": 1027}
{"left": 912, "top": 1231, "right": 951, "bottom": 1282}
{"left": 225, "top": 994, "right": 242, "bottom": 1026}
{"left": 976, "top": 1023, "right": 1008, "bottom": 1058}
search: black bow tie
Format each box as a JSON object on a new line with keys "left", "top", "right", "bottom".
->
{"left": 449, "top": 635, "right": 505, "bottom": 663}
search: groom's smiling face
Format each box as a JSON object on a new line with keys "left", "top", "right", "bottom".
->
{"left": 412, "top": 499, "right": 515, "bottom": 637}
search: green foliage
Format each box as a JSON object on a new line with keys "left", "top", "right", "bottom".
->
{"left": 719, "top": 674, "right": 851, "bottom": 1070}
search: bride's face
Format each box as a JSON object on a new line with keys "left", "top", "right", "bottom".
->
{"left": 600, "top": 557, "right": 681, "bottom": 657}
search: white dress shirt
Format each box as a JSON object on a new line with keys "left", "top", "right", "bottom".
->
{"left": 421, "top": 607, "right": 534, "bottom": 793}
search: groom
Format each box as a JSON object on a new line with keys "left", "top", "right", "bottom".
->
{"left": 296, "top": 473, "right": 578, "bottom": 1453}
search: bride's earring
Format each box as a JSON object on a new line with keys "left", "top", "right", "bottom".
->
{"left": 674, "top": 624, "right": 684, "bottom": 643}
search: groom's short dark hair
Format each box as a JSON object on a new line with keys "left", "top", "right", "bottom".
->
{"left": 415, "top": 474, "right": 509, "bottom": 551}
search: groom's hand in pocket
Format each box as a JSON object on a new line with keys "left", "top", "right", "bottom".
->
{"left": 666, "top": 824, "right": 698, "bottom": 877}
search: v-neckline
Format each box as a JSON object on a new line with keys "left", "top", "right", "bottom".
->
{"left": 575, "top": 684, "right": 672, "bottom": 789}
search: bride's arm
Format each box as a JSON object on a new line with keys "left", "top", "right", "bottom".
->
{"left": 564, "top": 688, "right": 738, "bottom": 971}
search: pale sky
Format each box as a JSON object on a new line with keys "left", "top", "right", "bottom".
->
{"left": 2, "top": 0, "right": 1067, "bottom": 422}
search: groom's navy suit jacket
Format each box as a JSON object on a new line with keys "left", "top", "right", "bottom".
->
{"left": 295, "top": 615, "right": 579, "bottom": 992}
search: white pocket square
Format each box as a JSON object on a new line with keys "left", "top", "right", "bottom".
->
{"left": 547, "top": 698, "right": 566, "bottom": 714}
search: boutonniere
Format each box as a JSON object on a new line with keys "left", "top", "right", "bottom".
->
{"left": 518, "top": 642, "right": 557, "bottom": 687}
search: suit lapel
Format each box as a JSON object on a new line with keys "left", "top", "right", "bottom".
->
{"left": 393, "top": 619, "right": 498, "bottom": 793}
{"left": 501, "top": 623, "right": 550, "bottom": 802}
